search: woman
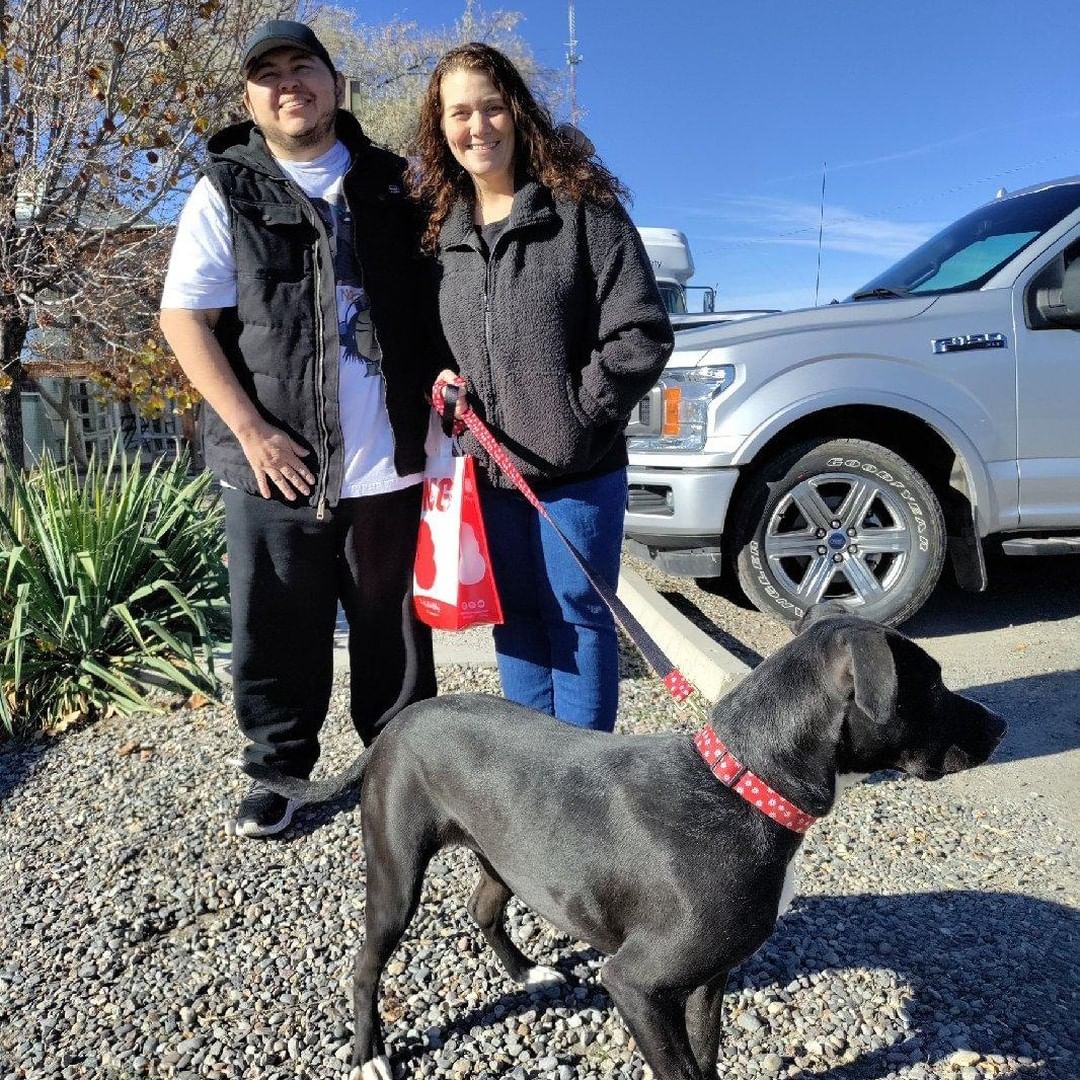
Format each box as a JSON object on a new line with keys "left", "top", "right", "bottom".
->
{"left": 411, "top": 43, "right": 673, "bottom": 731}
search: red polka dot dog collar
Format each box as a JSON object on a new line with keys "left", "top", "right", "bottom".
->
{"left": 694, "top": 723, "right": 817, "bottom": 833}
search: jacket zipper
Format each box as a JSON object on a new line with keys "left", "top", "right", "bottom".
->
{"left": 312, "top": 240, "right": 330, "bottom": 520}
{"left": 483, "top": 256, "right": 494, "bottom": 377}
{"left": 451, "top": 213, "right": 540, "bottom": 482}
{"left": 282, "top": 178, "right": 332, "bottom": 519}
{"left": 482, "top": 235, "right": 501, "bottom": 474}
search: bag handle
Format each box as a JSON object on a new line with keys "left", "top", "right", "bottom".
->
{"left": 433, "top": 380, "right": 701, "bottom": 710}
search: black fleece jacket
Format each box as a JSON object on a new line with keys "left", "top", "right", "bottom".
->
{"left": 198, "top": 111, "right": 440, "bottom": 510}
{"left": 437, "top": 181, "right": 674, "bottom": 489}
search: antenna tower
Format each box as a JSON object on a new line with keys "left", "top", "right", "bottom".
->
{"left": 566, "top": 0, "right": 582, "bottom": 125}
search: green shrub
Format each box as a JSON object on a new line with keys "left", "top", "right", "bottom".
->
{"left": 0, "top": 443, "right": 229, "bottom": 737}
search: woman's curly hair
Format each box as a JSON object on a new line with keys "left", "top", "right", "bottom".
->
{"left": 409, "top": 42, "right": 628, "bottom": 253}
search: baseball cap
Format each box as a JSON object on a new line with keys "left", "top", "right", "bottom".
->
{"left": 242, "top": 20, "right": 335, "bottom": 75}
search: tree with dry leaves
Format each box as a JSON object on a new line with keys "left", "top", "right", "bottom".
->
{"left": 0, "top": 0, "right": 283, "bottom": 468}
{"left": 92, "top": 1, "right": 553, "bottom": 448}
{"left": 0, "top": 1, "right": 554, "bottom": 469}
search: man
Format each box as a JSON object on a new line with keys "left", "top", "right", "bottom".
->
{"left": 160, "top": 20, "right": 438, "bottom": 837}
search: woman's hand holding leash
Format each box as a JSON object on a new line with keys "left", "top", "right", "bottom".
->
{"left": 432, "top": 371, "right": 470, "bottom": 436}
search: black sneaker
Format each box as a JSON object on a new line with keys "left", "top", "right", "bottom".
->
{"left": 228, "top": 782, "right": 298, "bottom": 838}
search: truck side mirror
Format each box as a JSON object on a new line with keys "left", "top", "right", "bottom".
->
{"left": 1035, "top": 256, "right": 1080, "bottom": 328}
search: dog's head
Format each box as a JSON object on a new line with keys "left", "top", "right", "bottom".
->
{"left": 797, "top": 603, "right": 1007, "bottom": 780}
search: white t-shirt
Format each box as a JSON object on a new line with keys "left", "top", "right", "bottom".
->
{"left": 162, "top": 140, "right": 420, "bottom": 498}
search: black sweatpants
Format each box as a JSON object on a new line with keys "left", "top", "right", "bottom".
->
{"left": 223, "top": 484, "right": 436, "bottom": 777}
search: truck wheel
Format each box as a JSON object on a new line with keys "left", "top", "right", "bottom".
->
{"left": 731, "top": 438, "right": 945, "bottom": 627}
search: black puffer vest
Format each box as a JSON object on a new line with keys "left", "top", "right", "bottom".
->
{"left": 201, "top": 112, "right": 439, "bottom": 511}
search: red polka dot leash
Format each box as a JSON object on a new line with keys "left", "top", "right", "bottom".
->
{"left": 434, "top": 378, "right": 698, "bottom": 700}
{"left": 434, "top": 380, "right": 816, "bottom": 832}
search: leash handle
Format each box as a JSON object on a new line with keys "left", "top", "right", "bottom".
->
{"left": 433, "top": 376, "right": 468, "bottom": 437}
{"left": 439, "top": 383, "right": 462, "bottom": 439}
{"left": 433, "top": 382, "right": 700, "bottom": 707}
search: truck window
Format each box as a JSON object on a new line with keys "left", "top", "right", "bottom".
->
{"left": 918, "top": 232, "right": 1039, "bottom": 290}
{"left": 852, "top": 182, "right": 1080, "bottom": 298}
{"left": 657, "top": 282, "right": 688, "bottom": 315}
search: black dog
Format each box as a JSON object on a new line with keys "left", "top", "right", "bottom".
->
{"left": 245, "top": 605, "right": 1006, "bottom": 1080}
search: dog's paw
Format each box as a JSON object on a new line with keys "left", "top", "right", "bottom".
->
{"left": 348, "top": 1058, "right": 392, "bottom": 1080}
{"left": 523, "top": 965, "right": 566, "bottom": 988}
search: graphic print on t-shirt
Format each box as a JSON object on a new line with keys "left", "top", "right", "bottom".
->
{"left": 310, "top": 192, "right": 383, "bottom": 377}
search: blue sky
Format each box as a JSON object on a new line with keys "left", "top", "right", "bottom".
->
{"left": 343, "top": 0, "right": 1080, "bottom": 312}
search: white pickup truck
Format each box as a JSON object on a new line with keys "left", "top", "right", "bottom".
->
{"left": 625, "top": 177, "right": 1080, "bottom": 626}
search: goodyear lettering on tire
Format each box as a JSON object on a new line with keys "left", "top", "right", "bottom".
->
{"left": 827, "top": 456, "right": 929, "bottom": 551}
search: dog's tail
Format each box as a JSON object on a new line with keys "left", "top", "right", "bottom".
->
{"left": 243, "top": 750, "right": 372, "bottom": 805}
{"left": 238, "top": 590, "right": 429, "bottom": 806}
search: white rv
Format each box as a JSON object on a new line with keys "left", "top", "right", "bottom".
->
{"left": 637, "top": 227, "right": 700, "bottom": 314}
{"left": 636, "top": 227, "right": 774, "bottom": 331}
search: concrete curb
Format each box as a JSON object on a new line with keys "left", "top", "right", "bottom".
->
{"left": 213, "top": 562, "right": 750, "bottom": 698}
{"left": 616, "top": 564, "right": 750, "bottom": 702}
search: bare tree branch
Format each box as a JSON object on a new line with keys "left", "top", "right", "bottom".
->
{"left": 0, "top": 0, "right": 282, "bottom": 462}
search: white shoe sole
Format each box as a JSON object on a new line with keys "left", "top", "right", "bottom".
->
{"left": 226, "top": 798, "right": 299, "bottom": 838}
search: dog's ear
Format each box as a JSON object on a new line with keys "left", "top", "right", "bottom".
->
{"left": 798, "top": 600, "right": 850, "bottom": 634}
{"left": 839, "top": 626, "right": 898, "bottom": 724}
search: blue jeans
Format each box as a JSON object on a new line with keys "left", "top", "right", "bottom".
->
{"left": 480, "top": 468, "right": 627, "bottom": 732}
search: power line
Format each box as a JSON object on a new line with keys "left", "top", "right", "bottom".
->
{"left": 698, "top": 147, "right": 1080, "bottom": 259}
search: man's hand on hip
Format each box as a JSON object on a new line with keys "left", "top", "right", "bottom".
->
{"left": 160, "top": 309, "right": 317, "bottom": 501}
{"left": 237, "top": 421, "right": 316, "bottom": 501}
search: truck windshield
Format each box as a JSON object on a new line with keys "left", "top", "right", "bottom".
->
{"left": 850, "top": 181, "right": 1080, "bottom": 299}
{"left": 657, "top": 282, "right": 688, "bottom": 315}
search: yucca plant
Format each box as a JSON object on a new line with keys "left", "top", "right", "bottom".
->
{"left": 0, "top": 440, "right": 230, "bottom": 737}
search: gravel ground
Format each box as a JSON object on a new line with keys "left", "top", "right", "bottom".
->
{"left": 1, "top": 627, "right": 1077, "bottom": 1079}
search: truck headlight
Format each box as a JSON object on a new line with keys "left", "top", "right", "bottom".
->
{"left": 627, "top": 364, "right": 735, "bottom": 451}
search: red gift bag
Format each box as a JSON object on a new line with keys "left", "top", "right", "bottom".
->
{"left": 413, "top": 445, "right": 503, "bottom": 631}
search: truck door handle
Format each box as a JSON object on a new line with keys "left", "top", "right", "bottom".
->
{"left": 931, "top": 332, "right": 1008, "bottom": 354}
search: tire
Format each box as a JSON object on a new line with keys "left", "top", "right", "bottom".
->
{"left": 730, "top": 438, "right": 946, "bottom": 627}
